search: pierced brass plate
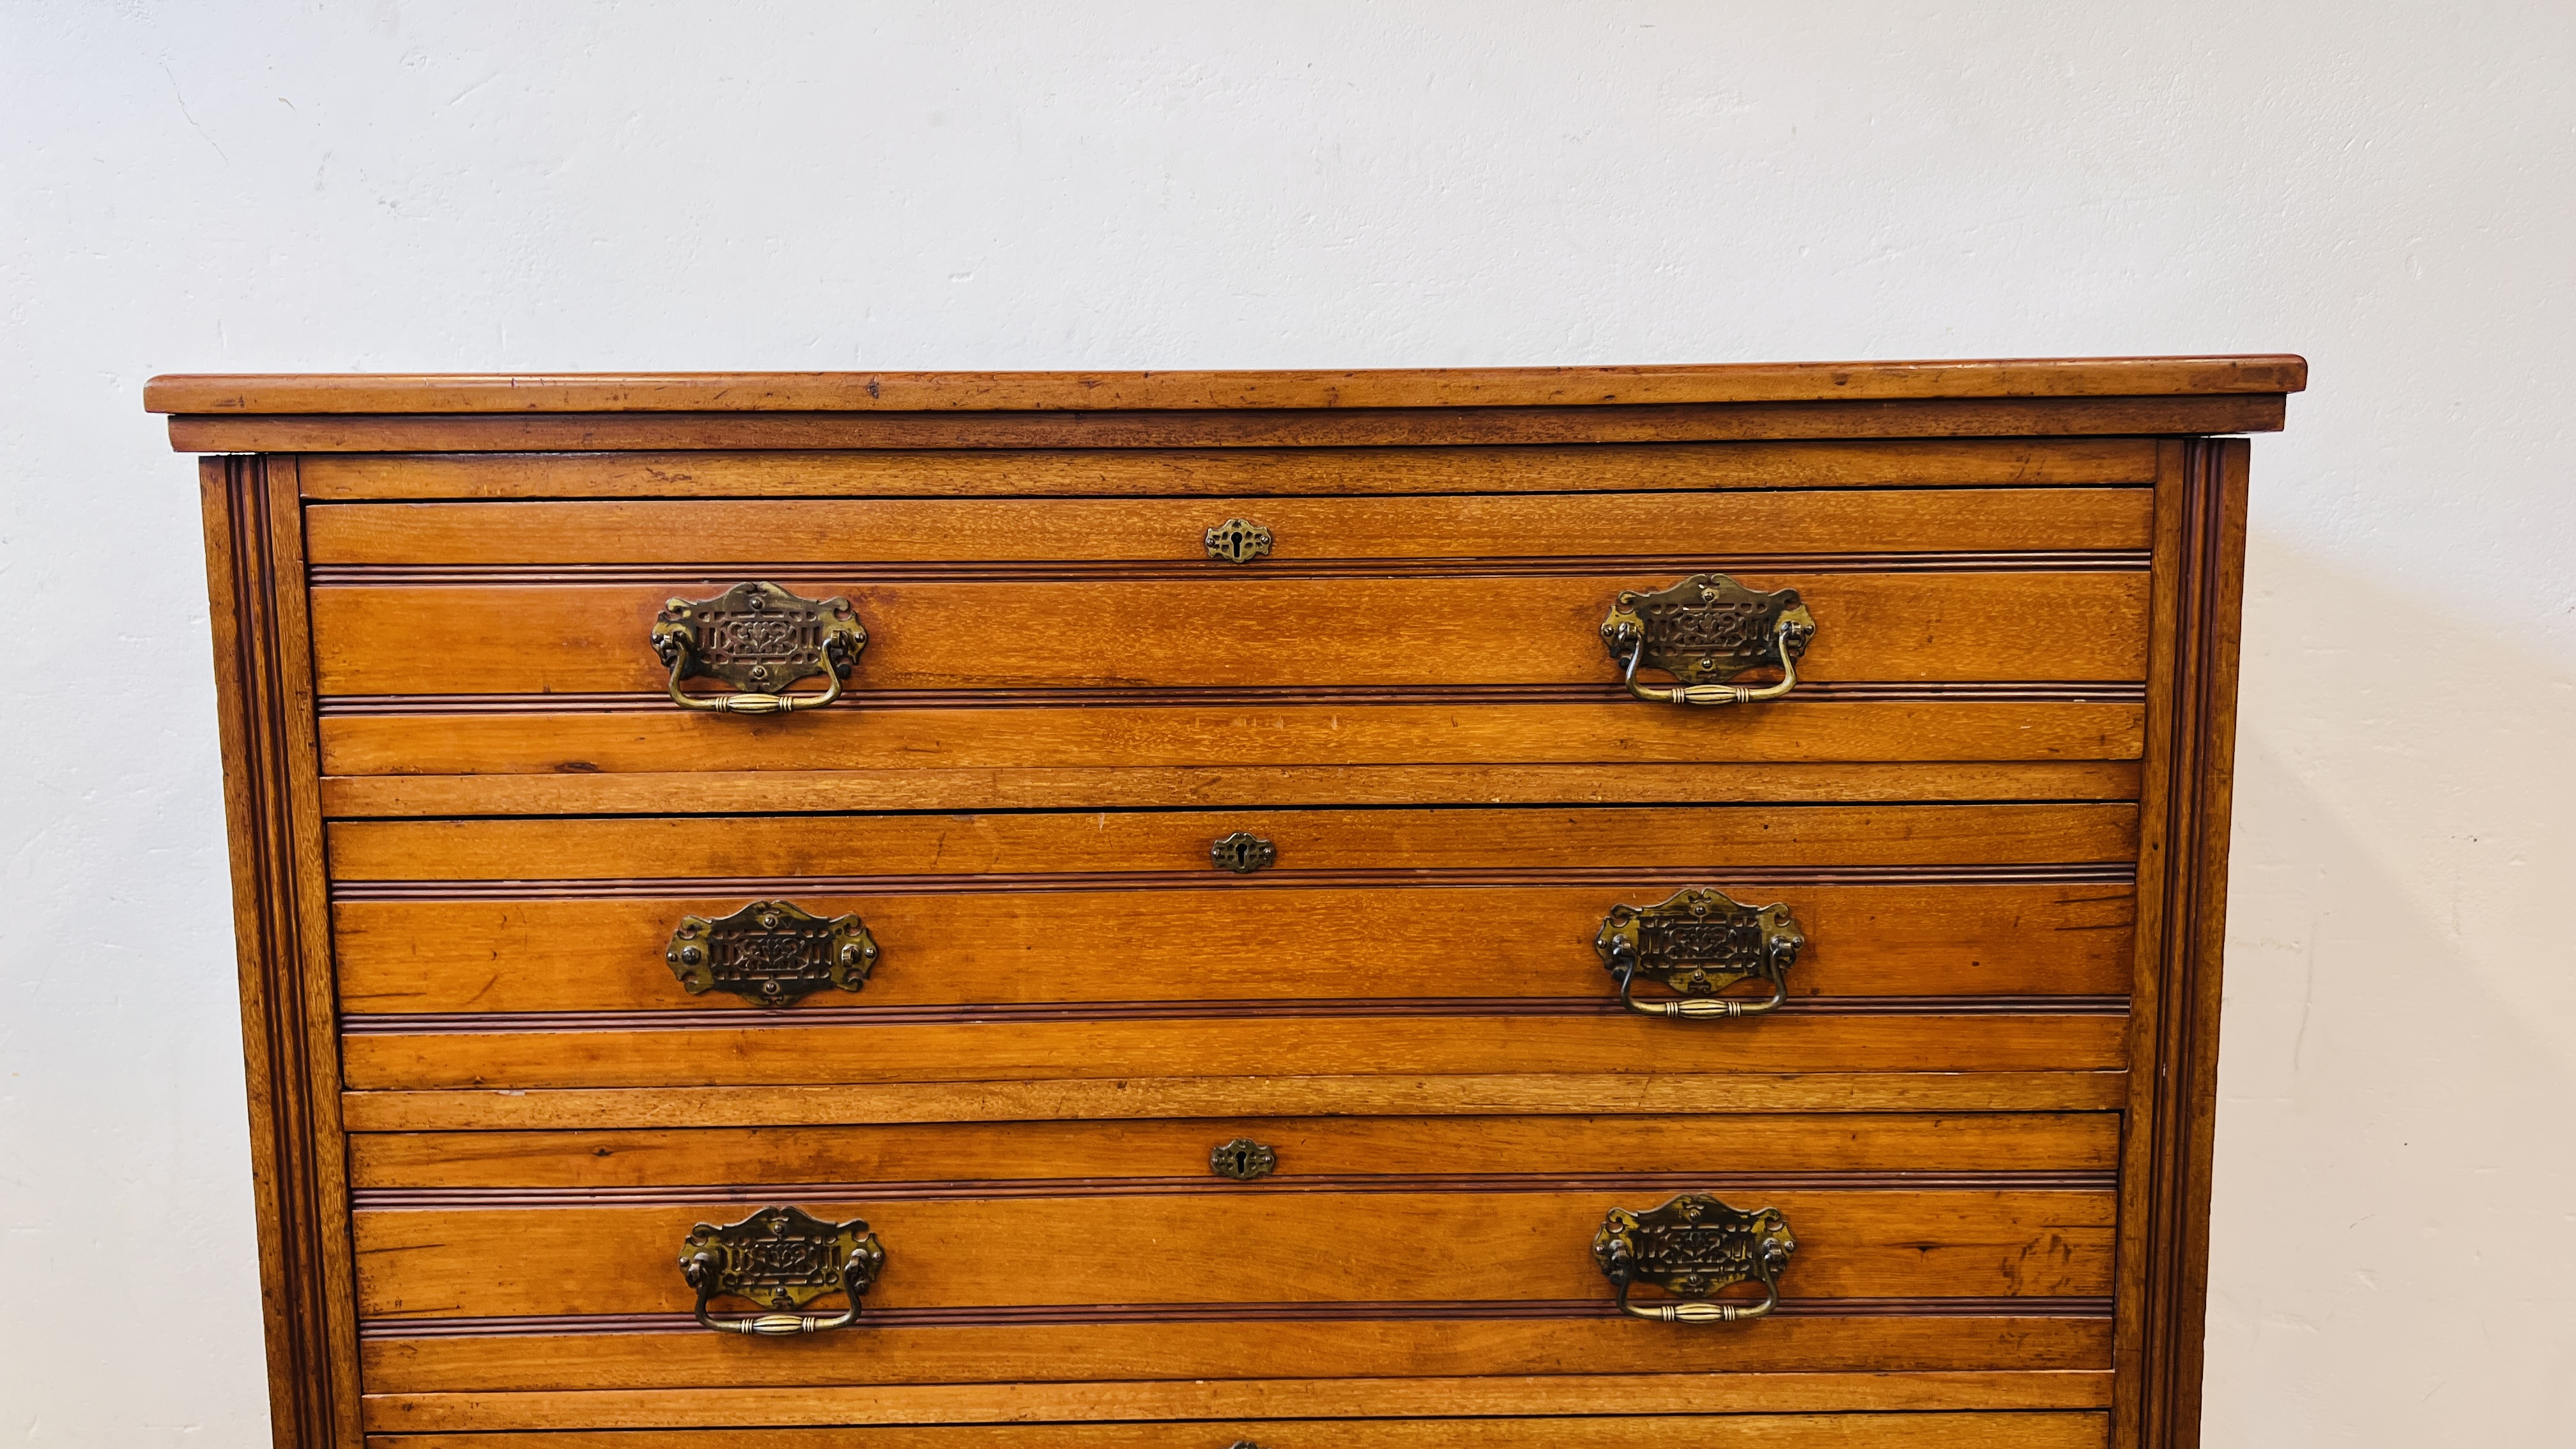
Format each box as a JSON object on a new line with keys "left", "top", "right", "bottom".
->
{"left": 1593, "top": 1193, "right": 1796, "bottom": 1324}
{"left": 1210, "top": 831, "right": 1277, "bottom": 873}
{"left": 1600, "top": 572, "right": 1816, "bottom": 705}
{"left": 1204, "top": 518, "right": 1274, "bottom": 564}
{"left": 650, "top": 581, "right": 868, "bottom": 714}
{"left": 1210, "top": 1138, "right": 1278, "bottom": 1180}
{"left": 678, "top": 1205, "right": 885, "bottom": 1337}
{"left": 666, "top": 900, "right": 878, "bottom": 1008}
{"left": 1595, "top": 886, "right": 1803, "bottom": 1020}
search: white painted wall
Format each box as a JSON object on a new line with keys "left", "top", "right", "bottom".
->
{"left": 4, "top": 3, "right": 2569, "bottom": 1443}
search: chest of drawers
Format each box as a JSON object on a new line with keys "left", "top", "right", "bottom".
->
{"left": 155, "top": 357, "right": 2301, "bottom": 1449}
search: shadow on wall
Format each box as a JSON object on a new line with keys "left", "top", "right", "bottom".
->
{"left": 2204, "top": 532, "right": 2576, "bottom": 1443}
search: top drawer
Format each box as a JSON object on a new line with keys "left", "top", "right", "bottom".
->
{"left": 306, "top": 488, "right": 2150, "bottom": 700}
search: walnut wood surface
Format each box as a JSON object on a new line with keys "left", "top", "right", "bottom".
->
{"left": 165, "top": 395, "right": 2287, "bottom": 454}
{"left": 202, "top": 457, "right": 365, "bottom": 1448}
{"left": 348, "top": 1112, "right": 2117, "bottom": 1189}
{"left": 308, "top": 571, "right": 2148, "bottom": 697}
{"left": 325, "top": 804, "right": 2136, "bottom": 882}
{"left": 318, "top": 700, "right": 2145, "bottom": 776}
{"left": 342, "top": 1011, "right": 2128, "bottom": 1091}
{"left": 365, "top": 1409, "right": 2110, "bottom": 1447}
{"left": 341, "top": 1071, "right": 2130, "bottom": 1133}
{"left": 298, "top": 438, "right": 2159, "bottom": 502}
{"left": 171, "top": 360, "right": 2267, "bottom": 1446}
{"left": 318, "top": 760, "right": 2142, "bottom": 819}
{"left": 306, "top": 489, "right": 2149, "bottom": 564}
{"left": 363, "top": 1315, "right": 2110, "bottom": 1395}
{"left": 147, "top": 355, "right": 2308, "bottom": 414}
{"left": 354, "top": 1188, "right": 2112, "bottom": 1318}
{"left": 335, "top": 882, "right": 2131, "bottom": 1015}
{"left": 362, "top": 1371, "right": 2111, "bottom": 1432}
{"left": 2112, "top": 440, "right": 2250, "bottom": 1449}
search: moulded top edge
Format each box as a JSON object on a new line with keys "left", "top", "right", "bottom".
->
{"left": 144, "top": 355, "right": 2309, "bottom": 416}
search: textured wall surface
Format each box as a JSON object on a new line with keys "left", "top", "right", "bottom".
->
{"left": 3, "top": 3, "right": 2570, "bottom": 1443}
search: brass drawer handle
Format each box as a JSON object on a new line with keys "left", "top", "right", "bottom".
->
{"left": 1595, "top": 887, "right": 1802, "bottom": 1020}
{"left": 679, "top": 1206, "right": 885, "bottom": 1336}
{"left": 1593, "top": 1194, "right": 1795, "bottom": 1323}
{"left": 651, "top": 581, "right": 868, "bottom": 714}
{"left": 668, "top": 900, "right": 878, "bottom": 1008}
{"left": 1600, "top": 572, "right": 1815, "bottom": 705}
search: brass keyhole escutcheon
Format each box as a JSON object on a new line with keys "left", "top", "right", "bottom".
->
{"left": 1204, "top": 518, "right": 1273, "bottom": 564}
{"left": 1209, "top": 832, "right": 1277, "bottom": 873}
{"left": 1209, "top": 1138, "right": 1278, "bottom": 1181}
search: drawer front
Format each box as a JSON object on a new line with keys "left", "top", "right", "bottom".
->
{"left": 306, "top": 482, "right": 2149, "bottom": 781}
{"left": 363, "top": 1411, "right": 2110, "bottom": 1446}
{"left": 349, "top": 1113, "right": 2120, "bottom": 1190}
{"left": 309, "top": 570, "right": 2147, "bottom": 696}
{"left": 304, "top": 487, "right": 2150, "bottom": 565}
{"left": 318, "top": 696, "right": 2143, "bottom": 776}
{"left": 332, "top": 804, "right": 2131, "bottom": 1089}
{"left": 360, "top": 1190, "right": 2111, "bottom": 1315}
{"left": 353, "top": 1116, "right": 2112, "bottom": 1425}
{"left": 353, "top": 1114, "right": 2112, "bottom": 1358}
{"left": 336, "top": 882, "right": 2132, "bottom": 1016}
{"left": 326, "top": 804, "right": 2138, "bottom": 881}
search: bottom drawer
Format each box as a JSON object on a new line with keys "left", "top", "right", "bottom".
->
{"left": 369, "top": 1411, "right": 2107, "bottom": 1446}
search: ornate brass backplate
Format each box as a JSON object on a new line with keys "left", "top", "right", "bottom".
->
{"left": 1594, "top": 887, "right": 1803, "bottom": 1020}
{"left": 1599, "top": 572, "right": 1816, "bottom": 705}
{"left": 1210, "top": 831, "right": 1278, "bottom": 873}
{"left": 1209, "top": 1138, "right": 1279, "bottom": 1180}
{"left": 678, "top": 1205, "right": 885, "bottom": 1336}
{"left": 650, "top": 581, "right": 868, "bottom": 714}
{"left": 666, "top": 900, "right": 878, "bottom": 1008}
{"left": 1204, "top": 518, "right": 1274, "bottom": 564}
{"left": 1592, "top": 1193, "right": 1796, "bottom": 1323}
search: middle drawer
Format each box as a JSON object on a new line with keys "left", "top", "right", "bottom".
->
{"left": 332, "top": 804, "right": 2135, "bottom": 1091}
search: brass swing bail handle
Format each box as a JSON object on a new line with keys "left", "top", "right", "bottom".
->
{"left": 1600, "top": 572, "right": 1816, "bottom": 707}
{"left": 1595, "top": 888, "right": 1804, "bottom": 1022}
{"left": 678, "top": 1206, "right": 885, "bottom": 1337}
{"left": 1620, "top": 618, "right": 1802, "bottom": 706}
{"left": 685, "top": 1253, "right": 864, "bottom": 1336}
{"left": 1593, "top": 1195, "right": 1796, "bottom": 1327}
{"left": 1614, "top": 1276, "right": 1781, "bottom": 1322}
{"left": 650, "top": 582, "right": 868, "bottom": 715}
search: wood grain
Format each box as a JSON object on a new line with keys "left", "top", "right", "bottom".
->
{"left": 341, "top": 1009, "right": 2128, "bottom": 1091}
{"left": 2113, "top": 438, "right": 2250, "bottom": 1449}
{"left": 341, "top": 1071, "right": 2131, "bottom": 1133}
{"left": 202, "top": 456, "right": 365, "bottom": 1449}
{"left": 325, "top": 804, "right": 2138, "bottom": 884}
{"left": 362, "top": 1313, "right": 2110, "bottom": 1394}
{"left": 354, "top": 1189, "right": 2113, "bottom": 1318}
{"left": 360, "top": 1371, "right": 2112, "bottom": 1432}
{"left": 305, "top": 489, "right": 2150, "bottom": 565}
{"left": 146, "top": 355, "right": 2309, "bottom": 413}
{"left": 316, "top": 700, "right": 2147, "bottom": 776}
{"left": 348, "top": 1113, "right": 2118, "bottom": 1190}
{"left": 297, "top": 439, "right": 2162, "bottom": 502}
{"left": 164, "top": 395, "right": 2288, "bottom": 454}
{"left": 309, "top": 571, "right": 2149, "bottom": 697}
{"left": 318, "top": 760, "right": 2142, "bottom": 820}
{"left": 334, "top": 882, "right": 2133, "bottom": 1015}
{"left": 365, "top": 1409, "right": 2108, "bottom": 1446}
